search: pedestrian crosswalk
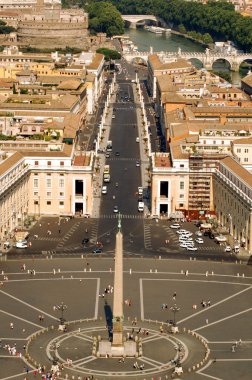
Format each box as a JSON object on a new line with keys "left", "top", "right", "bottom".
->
{"left": 100, "top": 214, "right": 144, "bottom": 219}
{"left": 107, "top": 157, "right": 140, "bottom": 161}
{"left": 56, "top": 221, "right": 82, "bottom": 249}
{"left": 144, "top": 224, "right": 152, "bottom": 250}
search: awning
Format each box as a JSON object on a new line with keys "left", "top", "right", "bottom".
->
{"left": 215, "top": 235, "right": 227, "bottom": 242}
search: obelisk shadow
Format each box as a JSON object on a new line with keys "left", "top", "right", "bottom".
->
{"left": 104, "top": 300, "right": 113, "bottom": 341}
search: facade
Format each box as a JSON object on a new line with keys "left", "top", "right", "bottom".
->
{"left": 0, "top": 146, "right": 94, "bottom": 241}
{"left": 213, "top": 157, "right": 252, "bottom": 252}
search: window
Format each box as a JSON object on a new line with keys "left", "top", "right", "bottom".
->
{"left": 244, "top": 158, "right": 248, "bottom": 162}
{"left": 59, "top": 192, "right": 64, "bottom": 197}
{"left": 47, "top": 192, "right": 51, "bottom": 197}
{"left": 33, "top": 178, "right": 38, "bottom": 188}
{"left": 35, "top": 161, "right": 39, "bottom": 166}
{"left": 59, "top": 201, "right": 64, "bottom": 206}
{"left": 180, "top": 164, "right": 184, "bottom": 168}
{"left": 179, "top": 194, "right": 184, "bottom": 198}
{"left": 244, "top": 149, "right": 249, "bottom": 153}
{"left": 46, "top": 201, "right": 51, "bottom": 205}
{"left": 179, "top": 203, "right": 184, "bottom": 208}
{"left": 34, "top": 200, "right": 38, "bottom": 205}
{"left": 46, "top": 178, "right": 52, "bottom": 188}
{"left": 179, "top": 181, "right": 184, "bottom": 190}
{"left": 34, "top": 191, "right": 38, "bottom": 196}
{"left": 237, "top": 148, "right": 241, "bottom": 153}
{"left": 47, "top": 161, "right": 51, "bottom": 166}
{"left": 60, "top": 161, "right": 64, "bottom": 166}
{"left": 59, "top": 178, "right": 64, "bottom": 188}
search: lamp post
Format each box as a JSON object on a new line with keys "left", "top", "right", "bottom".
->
{"left": 55, "top": 301, "right": 67, "bottom": 325}
{"left": 170, "top": 304, "right": 180, "bottom": 326}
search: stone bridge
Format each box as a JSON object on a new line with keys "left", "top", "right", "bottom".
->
{"left": 121, "top": 15, "right": 159, "bottom": 29}
{"left": 123, "top": 49, "right": 252, "bottom": 71}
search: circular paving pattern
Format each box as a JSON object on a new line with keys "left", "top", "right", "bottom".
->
{"left": 0, "top": 257, "right": 252, "bottom": 380}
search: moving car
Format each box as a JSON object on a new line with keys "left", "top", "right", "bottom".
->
{"left": 225, "top": 245, "right": 232, "bottom": 253}
{"left": 101, "top": 186, "right": 107, "bottom": 194}
{"left": 112, "top": 114, "right": 116, "bottom": 119}
{"left": 195, "top": 231, "right": 203, "bottom": 237}
{"left": 180, "top": 243, "right": 195, "bottom": 248}
{"left": 170, "top": 224, "right": 180, "bottom": 229}
{"left": 115, "top": 151, "right": 120, "bottom": 156}
{"left": 136, "top": 137, "right": 140, "bottom": 143}
{"left": 105, "top": 152, "right": 110, "bottom": 158}
{"left": 113, "top": 206, "right": 119, "bottom": 213}
{"left": 136, "top": 160, "right": 140, "bottom": 167}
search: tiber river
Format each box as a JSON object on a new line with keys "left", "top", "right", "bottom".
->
{"left": 126, "top": 28, "right": 249, "bottom": 85}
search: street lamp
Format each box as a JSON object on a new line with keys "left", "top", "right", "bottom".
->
{"left": 55, "top": 302, "right": 67, "bottom": 325}
{"left": 170, "top": 304, "right": 180, "bottom": 326}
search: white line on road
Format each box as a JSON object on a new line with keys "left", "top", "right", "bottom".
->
{"left": 140, "top": 278, "right": 144, "bottom": 321}
{"left": 178, "top": 285, "right": 252, "bottom": 325}
{"left": 0, "top": 289, "right": 58, "bottom": 321}
{"left": 0, "top": 309, "right": 42, "bottom": 328}
{"left": 194, "top": 307, "right": 252, "bottom": 332}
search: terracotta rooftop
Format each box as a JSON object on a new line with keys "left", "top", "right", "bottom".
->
{"left": 57, "top": 79, "right": 81, "bottom": 91}
{"left": 73, "top": 154, "right": 91, "bottom": 166}
{"left": 206, "top": 85, "right": 244, "bottom": 94}
{"left": 241, "top": 73, "right": 252, "bottom": 87}
{"left": 154, "top": 154, "right": 171, "bottom": 168}
{"left": 149, "top": 54, "right": 192, "bottom": 71}
{"left": 87, "top": 53, "right": 104, "bottom": 70}
{"left": 191, "top": 106, "right": 252, "bottom": 115}
{"left": 221, "top": 156, "right": 252, "bottom": 188}
{"left": 232, "top": 136, "right": 252, "bottom": 145}
{"left": 0, "top": 152, "right": 24, "bottom": 177}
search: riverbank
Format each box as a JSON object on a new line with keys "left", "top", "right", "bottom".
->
{"left": 170, "top": 29, "right": 209, "bottom": 50}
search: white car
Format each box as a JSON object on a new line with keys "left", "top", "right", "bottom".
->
{"left": 113, "top": 206, "right": 119, "bottom": 213}
{"left": 195, "top": 231, "right": 203, "bottom": 237}
{"left": 112, "top": 114, "right": 116, "bottom": 119}
{"left": 195, "top": 238, "right": 204, "bottom": 244}
{"left": 101, "top": 186, "right": 107, "bottom": 194}
{"left": 187, "top": 246, "right": 198, "bottom": 251}
{"left": 15, "top": 240, "right": 28, "bottom": 249}
{"left": 179, "top": 238, "right": 193, "bottom": 243}
{"left": 176, "top": 229, "right": 189, "bottom": 234}
{"left": 225, "top": 245, "right": 232, "bottom": 253}
{"left": 170, "top": 224, "right": 180, "bottom": 229}
{"left": 180, "top": 243, "right": 194, "bottom": 248}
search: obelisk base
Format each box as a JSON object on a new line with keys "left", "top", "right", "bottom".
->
{"left": 97, "top": 340, "right": 137, "bottom": 357}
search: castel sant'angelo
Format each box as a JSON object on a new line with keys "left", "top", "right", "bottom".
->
{"left": 2, "top": 0, "right": 90, "bottom": 48}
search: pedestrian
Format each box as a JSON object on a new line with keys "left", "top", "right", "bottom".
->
{"left": 206, "top": 318, "right": 209, "bottom": 324}
{"left": 173, "top": 292, "right": 177, "bottom": 300}
{"left": 10, "top": 322, "right": 14, "bottom": 329}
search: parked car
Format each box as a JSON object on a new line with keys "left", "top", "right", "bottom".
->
{"left": 180, "top": 243, "right": 194, "bottom": 248}
{"left": 170, "top": 224, "right": 180, "bottom": 229}
{"left": 105, "top": 152, "right": 110, "bottom": 158}
{"left": 195, "top": 238, "right": 204, "bottom": 244}
{"left": 195, "top": 221, "right": 203, "bottom": 227}
{"left": 136, "top": 160, "right": 140, "bottom": 167}
{"left": 92, "top": 248, "right": 102, "bottom": 254}
{"left": 113, "top": 205, "right": 119, "bottom": 213}
{"left": 187, "top": 246, "right": 198, "bottom": 251}
{"left": 101, "top": 186, "right": 107, "bottom": 194}
{"left": 225, "top": 245, "right": 232, "bottom": 253}
{"left": 15, "top": 240, "right": 28, "bottom": 249}
{"left": 82, "top": 238, "right": 89, "bottom": 245}
{"left": 195, "top": 231, "right": 203, "bottom": 237}
{"left": 112, "top": 114, "right": 116, "bottom": 119}
{"left": 209, "top": 233, "right": 215, "bottom": 239}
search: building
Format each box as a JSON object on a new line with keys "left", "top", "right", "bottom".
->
{"left": 17, "top": 0, "right": 89, "bottom": 49}
{"left": 213, "top": 156, "right": 252, "bottom": 252}
{"left": 0, "top": 144, "right": 94, "bottom": 241}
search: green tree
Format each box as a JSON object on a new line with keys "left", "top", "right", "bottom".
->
{"left": 96, "top": 47, "right": 121, "bottom": 60}
{"left": 87, "top": 2, "right": 124, "bottom": 37}
{"left": 202, "top": 33, "right": 213, "bottom": 45}
{"left": 0, "top": 21, "right": 15, "bottom": 34}
{"left": 178, "top": 24, "right": 186, "bottom": 34}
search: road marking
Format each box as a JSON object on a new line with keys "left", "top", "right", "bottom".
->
{"left": 194, "top": 307, "right": 252, "bottom": 332}
{"left": 0, "top": 309, "right": 42, "bottom": 328}
{"left": 179, "top": 285, "right": 252, "bottom": 325}
{"left": 0, "top": 289, "right": 58, "bottom": 321}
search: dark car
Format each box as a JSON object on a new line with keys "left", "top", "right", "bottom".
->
{"left": 115, "top": 151, "right": 120, "bottom": 156}
{"left": 92, "top": 248, "right": 102, "bottom": 254}
{"left": 195, "top": 221, "right": 203, "bottom": 228}
{"left": 209, "top": 233, "right": 215, "bottom": 239}
{"left": 82, "top": 238, "right": 89, "bottom": 245}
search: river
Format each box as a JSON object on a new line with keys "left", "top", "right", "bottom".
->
{"left": 126, "top": 28, "right": 248, "bottom": 85}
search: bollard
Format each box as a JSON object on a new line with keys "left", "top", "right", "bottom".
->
{"left": 237, "top": 273, "right": 239, "bottom": 277}
{"left": 129, "top": 268, "right": 132, "bottom": 274}
{"left": 150, "top": 269, "right": 152, "bottom": 273}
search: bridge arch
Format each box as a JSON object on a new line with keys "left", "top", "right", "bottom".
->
{"left": 188, "top": 58, "right": 203, "bottom": 69}
{"left": 236, "top": 58, "right": 252, "bottom": 75}
{"left": 211, "top": 58, "right": 232, "bottom": 72}
{"left": 121, "top": 15, "right": 159, "bottom": 28}
{"left": 131, "top": 56, "right": 148, "bottom": 65}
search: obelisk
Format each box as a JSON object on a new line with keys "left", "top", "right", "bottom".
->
{"left": 112, "top": 214, "right": 124, "bottom": 348}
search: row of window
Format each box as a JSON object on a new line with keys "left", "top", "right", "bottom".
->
{"left": 236, "top": 148, "right": 249, "bottom": 153}
{"left": 34, "top": 200, "right": 64, "bottom": 206}
{"left": 34, "top": 178, "right": 64, "bottom": 188}
{"left": 34, "top": 161, "right": 65, "bottom": 166}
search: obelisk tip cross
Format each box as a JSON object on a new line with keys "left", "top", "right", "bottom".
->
{"left": 118, "top": 213, "right": 122, "bottom": 232}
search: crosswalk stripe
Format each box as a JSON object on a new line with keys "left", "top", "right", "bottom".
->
{"left": 100, "top": 214, "right": 143, "bottom": 219}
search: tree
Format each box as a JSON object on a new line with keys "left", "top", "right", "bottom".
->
{"left": 87, "top": 2, "right": 124, "bottom": 37}
{"left": 178, "top": 24, "right": 186, "bottom": 34}
{"left": 0, "top": 21, "right": 15, "bottom": 34}
{"left": 202, "top": 33, "right": 213, "bottom": 45}
{"left": 96, "top": 47, "right": 121, "bottom": 60}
